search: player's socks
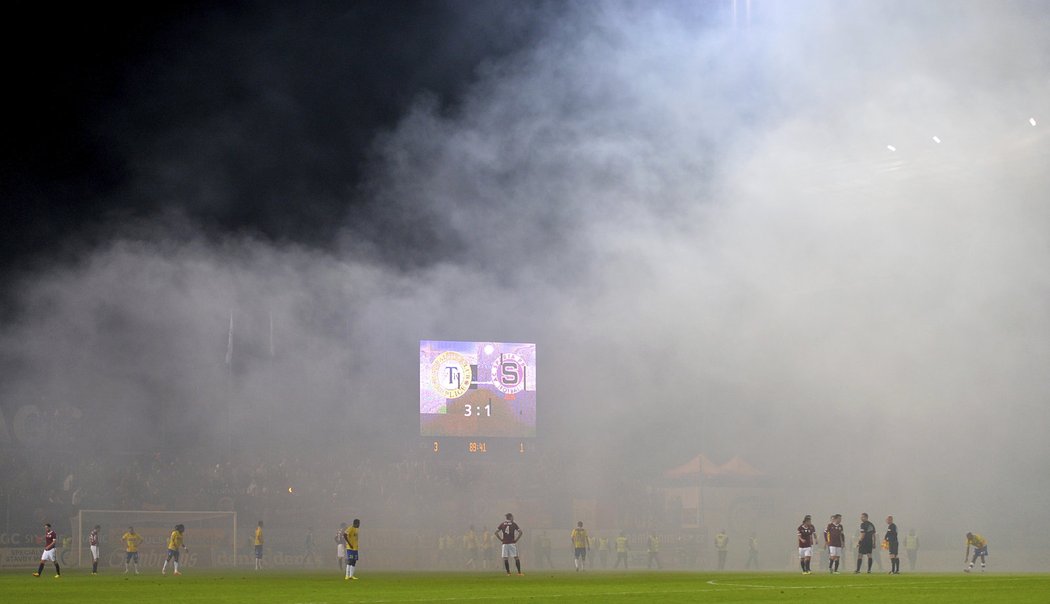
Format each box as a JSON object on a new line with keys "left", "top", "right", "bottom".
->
{"left": 801, "top": 560, "right": 806, "bottom": 572}
{"left": 515, "top": 559, "right": 522, "bottom": 574}
{"left": 92, "top": 560, "right": 98, "bottom": 573}
{"left": 867, "top": 558, "right": 873, "bottom": 572}
{"left": 504, "top": 560, "right": 510, "bottom": 574}
{"left": 37, "top": 563, "right": 45, "bottom": 575}
{"left": 55, "top": 564, "right": 60, "bottom": 576}
{"left": 855, "top": 559, "right": 862, "bottom": 573}
{"left": 173, "top": 561, "right": 179, "bottom": 574}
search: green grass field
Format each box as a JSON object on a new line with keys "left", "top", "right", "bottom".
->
{"left": 4, "top": 570, "right": 1050, "bottom": 603}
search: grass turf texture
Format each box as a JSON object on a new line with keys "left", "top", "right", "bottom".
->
{"left": 4, "top": 570, "right": 1050, "bottom": 603}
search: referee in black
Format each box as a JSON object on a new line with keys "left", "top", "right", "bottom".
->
{"left": 855, "top": 513, "right": 876, "bottom": 574}
{"left": 885, "top": 516, "right": 900, "bottom": 574}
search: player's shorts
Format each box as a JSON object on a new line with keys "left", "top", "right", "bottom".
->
{"left": 90, "top": 545, "right": 99, "bottom": 560}
{"left": 574, "top": 547, "right": 587, "bottom": 559}
{"left": 858, "top": 542, "right": 874, "bottom": 555}
{"left": 346, "top": 549, "right": 359, "bottom": 565}
{"left": 255, "top": 545, "right": 263, "bottom": 558}
{"left": 501, "top": 544, "right": 518, "bottom": 558}
{"left": 167, "top": 548, "right": 180, "bottom": 562}
{"left": 337, "top": 544, "right": 347, "bottom": 557}
{"left": 828, "top": 546, "right": 842, "bottom": 557}
{"left": 41, "top": 548, "right": 57, "bottom": 562}
{"left": 888, "top": 542, "right": 899, "bottom": 556}
{"left": 973, "top": 545, "right": 988, "bottom": 557}
{"left": 126, "top": 551, "right": 139, "bottom": 562}
{"left": 798, "top": 546, "right": 813, "bottom": 558}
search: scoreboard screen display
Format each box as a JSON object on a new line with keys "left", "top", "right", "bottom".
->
{"left": 420, "top": 340, "right": 536, "bottom": 438}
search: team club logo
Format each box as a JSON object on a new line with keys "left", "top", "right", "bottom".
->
{"left": 491, "top": 353, "right": 526, "bottom": 397}
{"left": 430, "top": 351, "right": 472, "bottom": 399}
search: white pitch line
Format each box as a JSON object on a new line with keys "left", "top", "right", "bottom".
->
{"left": 706, "top": 576, "right": 1031, "bottom": 590}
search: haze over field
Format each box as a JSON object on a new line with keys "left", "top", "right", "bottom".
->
{"left": 2, "top": 0, "right": 1048, "bottom": 568}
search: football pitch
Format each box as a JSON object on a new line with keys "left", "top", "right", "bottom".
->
{"left": 4, "top": 570, "right": 1050, "bottom": 603}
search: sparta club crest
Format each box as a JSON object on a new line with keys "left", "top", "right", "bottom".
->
{"left": 491, "top": 353, "right": 526, "bottom": 397}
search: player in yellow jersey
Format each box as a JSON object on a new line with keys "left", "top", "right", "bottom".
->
{"left": 715, "top": 529, "right": 729, "bottom": 570}
{"left": 343, "top": 519, "right": 360, "bottom": 580}
{"left": 613, "top": 531, "right": 629, "bottom": 569}
{"left": 480, "top": 526, "right": 494, "bottom": 569}
{"left": 254, "top": 521, "right": 265, "bottom": 570}
{"left": 121, "top": 526, "right": 143, "bottom": 574}
{"left": 463, "top": 526, "right": 477, "bottom": 569}
{"left": 647, "top": 533, "right": 662, "bottom": 569}
{"left": 161, "top": 524, "right": 187, "bottom": 575}
{"left": 570, "top": 521, "right": 590, "bottom": 571}
{"left": 964, "top": 532, "right": 988, "bottom": 572}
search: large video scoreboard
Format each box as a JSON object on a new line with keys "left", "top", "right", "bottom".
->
{"left": 420, "top": 340, "right": 536, "bottom": 456}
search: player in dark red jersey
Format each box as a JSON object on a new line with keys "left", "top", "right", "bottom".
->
{"left": 89, "top": 525, "right": 101, "bottom": 574}
{"left": 34, "top": 523, "right": 61, "bottom": 578}
{"left": 797, "top": 515, "right": 817, "bottom": 574}
{"left": 825, "top": 514, "right": 845, "bottom": 574}
{"left": 495, "top": 513, "right": 523, "bottom": 576}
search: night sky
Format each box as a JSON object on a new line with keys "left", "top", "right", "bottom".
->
{"left": 2, "top": 1, "right": 550, "bottom": 292}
